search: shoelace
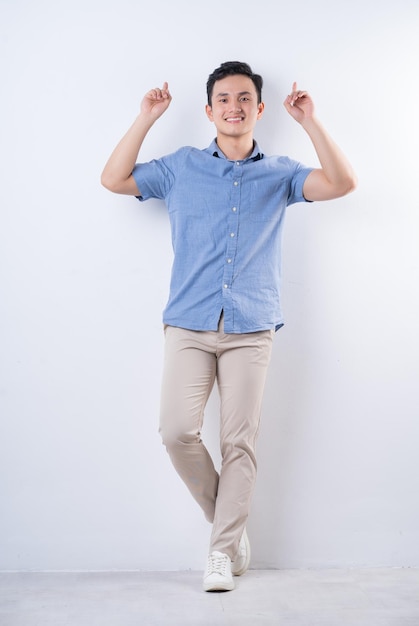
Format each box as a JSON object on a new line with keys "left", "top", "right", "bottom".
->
{"left": 207, "top": 553, "right": 229, "bottom": 575}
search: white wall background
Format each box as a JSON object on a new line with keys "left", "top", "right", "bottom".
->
{"left": 1, "top": 0, "right": 418, "bottom": 572}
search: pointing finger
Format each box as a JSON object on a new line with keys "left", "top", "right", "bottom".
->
{"left": 289, "top": 82, "right": 298, "bottom": 106}
{"left": 161, "top": 81, "right": 171, "bottom": 99}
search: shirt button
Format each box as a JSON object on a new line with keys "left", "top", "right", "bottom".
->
{"left": 232, "top": 207, "right": 237, "bottom": 212}
{"left": 227, "top": 258, "right": 232, "bottom": 263}
{"left": 224, "top": 284, "right": 228, "bottom": 289}
{"left": 230, "top": 232, "right": 235, "bottom": 237}
{"left": 233, "top": 181, "right": 239, "bottom": 186}
{"left": 236, "top": 161, "right": 240, "bottom": 166}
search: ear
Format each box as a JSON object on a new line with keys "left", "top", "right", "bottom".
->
{"left": 257, "top": 102, "right": 265, "bottom": 119}
{"left": 205, "top": 104, "right": 214, "bottom": 121}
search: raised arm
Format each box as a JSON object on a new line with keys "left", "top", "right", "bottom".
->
{"left": 101, "top": 82, "right": 172, "bottom": 195}
{"left": 283, "top": 82, "right": 357, "bottom": 202}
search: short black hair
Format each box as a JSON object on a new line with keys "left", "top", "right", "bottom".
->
{"left": 206, "top": 61, "right": 263, "bottom": 106}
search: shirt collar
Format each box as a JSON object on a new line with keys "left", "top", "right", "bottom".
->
{"left": 207, "top": 139, "right": 264, "bottom": 162}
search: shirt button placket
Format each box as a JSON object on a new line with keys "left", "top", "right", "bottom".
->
{"left": 223, "top": 162, "right": 242, "bottom": 296}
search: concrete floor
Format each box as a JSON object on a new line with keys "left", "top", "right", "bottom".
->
{"left": 1, "top": 567, "right": 419, "bottom": 625}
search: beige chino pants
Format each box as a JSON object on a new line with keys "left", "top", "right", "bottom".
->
{"left": 159, "top": 314, "right": 274, "bottom": 560}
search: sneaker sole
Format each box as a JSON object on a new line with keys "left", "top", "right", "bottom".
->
{"left": 203, "top": 580, "right": 235, "bottom": 592}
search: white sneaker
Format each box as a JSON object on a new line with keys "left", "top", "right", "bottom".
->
{"left": 231, "top": 528, "right": 251, "bottom": 576}
{"left": 203, "top": 551, "right": 235, "bottom": 592}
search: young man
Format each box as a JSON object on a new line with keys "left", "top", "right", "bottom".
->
{"left": 101, "top": 61, "right": 356, "bottom": 592}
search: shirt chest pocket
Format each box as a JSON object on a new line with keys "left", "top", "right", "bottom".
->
{"left": 248, "top": 181, "right": 285, "bottom": 222}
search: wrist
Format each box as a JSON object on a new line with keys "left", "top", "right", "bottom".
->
{"left": 300, "top": 114, "right": 320, "bottom": 131}
{"left": 135, "top": 111, "right": 157, "bottom": 129}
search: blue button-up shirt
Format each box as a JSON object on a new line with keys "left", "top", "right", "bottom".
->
{"left": 132, "top": 140, "right": 313, "bottom": 333}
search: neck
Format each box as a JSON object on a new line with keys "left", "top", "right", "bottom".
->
{"left": 215, "top": 136, "right": 255, "bottom": 161}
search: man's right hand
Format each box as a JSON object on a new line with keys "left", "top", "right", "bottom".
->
{"left": 141, "top": 82, "right": 172, "bottom": 120}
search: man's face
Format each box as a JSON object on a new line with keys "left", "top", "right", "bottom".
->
{"left": 205, "top": 74, "right": 264, "bottom": 139}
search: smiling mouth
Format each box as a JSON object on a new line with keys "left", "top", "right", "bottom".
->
{"left": 225, "top": 116, "right": 244, "bottom": 123}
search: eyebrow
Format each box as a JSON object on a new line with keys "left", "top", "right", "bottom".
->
{"left": 215, "top": 91, "right": 253, "bottom": 98}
